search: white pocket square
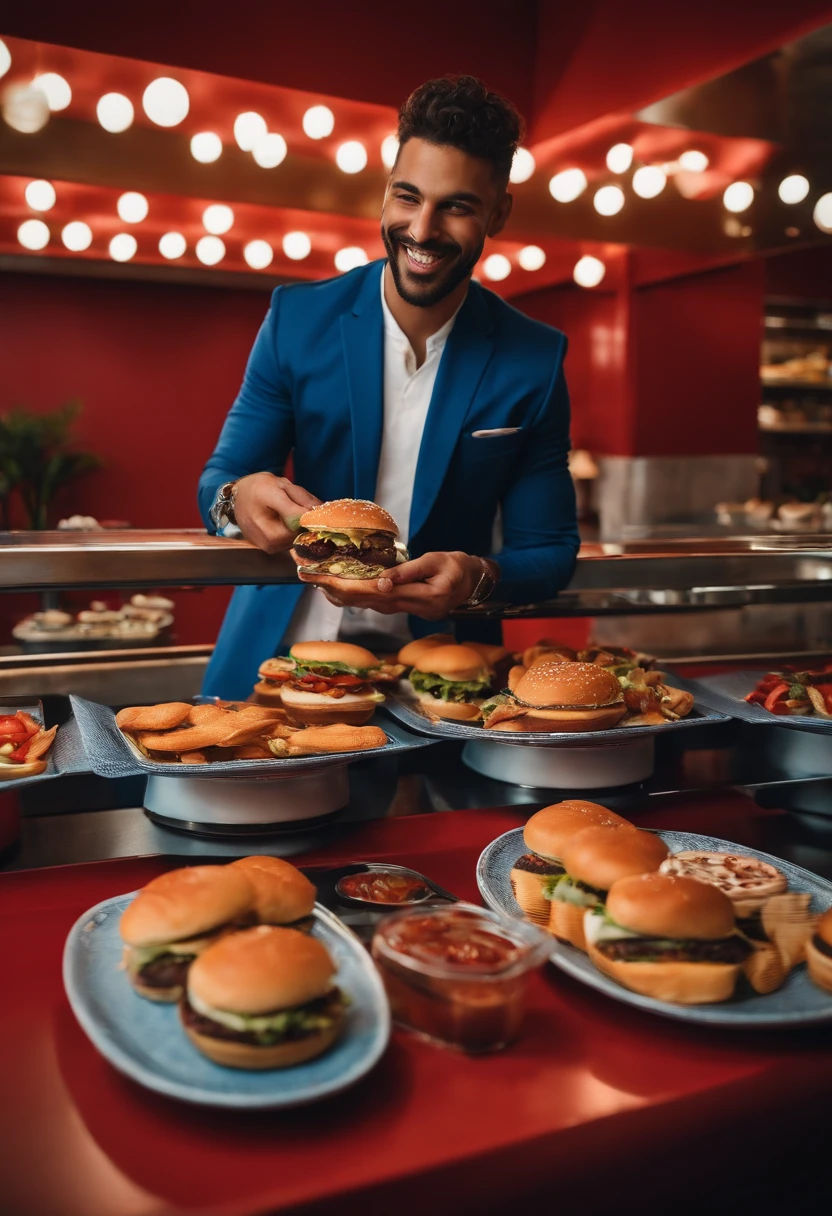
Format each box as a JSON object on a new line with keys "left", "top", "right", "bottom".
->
{"left": 471, "top": 427, "right": 522, "bottom": 438}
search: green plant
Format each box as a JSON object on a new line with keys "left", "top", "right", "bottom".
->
{"left": 0, "top": 401, "right": 102, "bottom": 530}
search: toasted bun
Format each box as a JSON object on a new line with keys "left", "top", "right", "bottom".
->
{"left": 523, "top": 800, "right": 632, "bottom": 860}
{"left": 298, "top": 498, "right": 398, "bottom": 535}
{"left": 0, "top": 758, "right": 47, "bottom": 780}
{"left": 606, "top": 872, "right": 736, "bottom": 941}
{"left": 182, "top": 1016, "right": 342, "bottom": 1070}
{"left": 252, "top": 680, "right": 287, "bottom": 706}
{"left": 464, "top": 642, "right": 509, "bottom": 667}
{"left": 550, "top": 898, "right": 592, "bottom": 951}
{"left": 398, "top": 634, "right": 455, "bottom": 666}
{"left": 230, "top": 856, "right": 316, "bottom": 924}
{"left": 562, "top": 825, "right": 669, "bottom": 891}
{"left": 289, "top": 641, "right": 379, "bottom": 669}
{"left": 279, "top": 688, "right": 379, "bottom": 726}
{"left": 414, "top": 644, "right": 488, "bottom": 683}
{"left": 285, "top": 723, "right": 387, "bottom": 754}
{"left": 509, "top": 869, "right": 552, "bottom": 925}
{"left": 490, "top": 704, "right": 627, "bottom": 733}
{"left": 513, "top": 661, "right": 622, "bottom": 710}
{"left": 189, "top": 925, "right": 335, "bottom": 1014}
{"left": 587, "top": 943, "right": 742, "bottom": 1005}
{"left": 415, "top": 693, "right": 482, "bottom": 722}
{"left": 120, "top": 866, "right": 254, "bottom": 947}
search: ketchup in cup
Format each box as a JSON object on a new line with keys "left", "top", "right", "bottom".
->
{"left": 372, "top": 904, "right": 551, "bottom": 1052}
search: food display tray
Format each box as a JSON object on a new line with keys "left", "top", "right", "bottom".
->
{"left": 477, "top": 827, "right": 832, "bottom": 1029}
{"left": 0, "top": 698, "right": 89, "bottom": 792}
{"left": 69, "top": 696, "right": 433, "bottom": 780}
{"left": 688, "top": 670, "right": 832, "bottom": 734}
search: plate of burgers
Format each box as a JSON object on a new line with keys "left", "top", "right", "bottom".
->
{"left": 255, "top": 641, "right": 403, "bottom": 725}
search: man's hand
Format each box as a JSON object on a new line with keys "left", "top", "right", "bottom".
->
{"left": 233, "top": 473, "right": 320, "bottom": 555}
{"left": 298, "top": 551, "right": 492, "bottom": 619}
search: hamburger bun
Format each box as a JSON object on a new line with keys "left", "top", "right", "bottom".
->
{"left": 288, "top": 641, "right": 379, "bottom": 669}
{"left": 230, "top": 856, "right": 316, "bottom": 925}
{"left": 549, "top": 899, "right": 593, "bottom": 951}
{"left": 523, "top": 800, "right": 632, "bottom": 861}
{"left": 522, "top": 643, "right": 577, "bottom": 667}
{"left": 806, "top": 908, "right": 832, "bottom": 993}
{"left": 397, "top": 634, "right": 455, "bottom": 667}
{"left": 414, "top": 694, "right": 482, "bottom": 722}
{"left": 587, "top": 946, "right": 743, "bottom": 1005}
{"left": 182, "top": 1017, "right": 342, "bottom": 1070}
{"left": 413, "top": 645, "right": 489, "bottom": 683}
{"left": 562, "top": 825, "right": 670, "bottom": 892}
{"left": 285, "top": 723, "right": 387, "bottom": 755}
{"left": 493, "top": 661, "right": 626, "bottom": 733}
{"left": 120, "top": 865, "right": 254, "bottom": 948}
{"left": 297, "top": 498, "right": 398, "bottom": 535}
{"left": 252, "top": 680, "right": 286, "bottom": 706}
{"left": 279, "top": 685, "right": 380, "bottom": 726}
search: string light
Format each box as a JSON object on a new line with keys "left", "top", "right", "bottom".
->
{"left": 244, "top": 240, "right": 274, "bottom": 269}
{"left": 334, "top": 246, "right": 368, "bottom": 272}
{"left": 606, "top": 144, "right": 633, "bottom": 174}
{"left": 0, "top": 39, "right": 10, "bottom": 79}
{"left": 510, "top": 147, "right": 536, "bottom": 183}
{"left": 778, "top": 175, "right": 810, "bottom": 205}
{"left": 283, "top": 231, "right": 312, "bottom": 260}
{"left": 593, "top": 185, "right": 624, "bottom": 216}
{"left": 117, "top": 192, "right": 149, "bottom": 223}
{"left": 482, "top": 254, "right": 511, "bottom": 281}
{"left": 24, "top": 180, "right": 56, "bottom": 211}
{"left": 573, "top": 255, "right": 606, "bottom": 287}
{"left": 723, "top": 182, "right": 754, "bottom": 213}
{"left": 109, "top": 233, "right": 137, "bottom": 262}
{"left": 380, "top": 135, "right": 399, "bottom": 169}
{"left": 549, "top": 169, "right": 587, "bottom": 203}
{"left": 632, "top": 166, "right": 666, "bottom": 199}
{"left": 97, "top": 93, "right": 133, "bottom": 133}
{"left": 61, "top": 221, "right": 93, "bottom": 252}
{"left": 32, "top": 73, "right": 71, "bottom": 111}
{"left": 191, "top": 132, "right": 223, "bottom": 163}
{"left": 234, "top": 112, "right": 267, "bottom": 151}
{"left": 17, "top": 219, "right": 50, "bottom": 251}
{"left": 679, "top": 150, "right": 708, "bottom": 172}
{"left": 159, "top": 232, "right": 187, "bottom": 259}
{"left": 142, "top": 77, "right": 189, "bottom": 127}
{"left": 2, "top": 84, "right": 49, "bottom": 133}
{"left": 252, "top": 133, "right": 287, "bottom": 168}
{"left": 196, "top": 235, "right": 225, "bottom": 265}
{"left": 518, "top": 245, "right": 546, "bottom": 271}
{"left": 302, "top": 105, "right": 334, "bottom": 139}
{"left": 813, "top": 194, "right": 832, "bottom": 234}
{"left": 336, "top": 141, "right": 368, "bottom": 173}
{"left": 202, "top": 204, "right": 234, "bottom": 235}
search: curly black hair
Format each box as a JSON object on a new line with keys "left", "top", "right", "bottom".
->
{"left": 397, "top": 75, "right": 525, "bottom": 184}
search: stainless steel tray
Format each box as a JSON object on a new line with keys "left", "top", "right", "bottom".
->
{"left": 689, "top": 670, "right": 832, "bottom": 734}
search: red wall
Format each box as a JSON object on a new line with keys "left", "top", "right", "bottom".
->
{"left": 764, "top": 245, "right": 832, "bottom": 300}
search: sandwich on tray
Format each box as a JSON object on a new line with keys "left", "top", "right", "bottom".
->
{"left": 255, "top": 641, "right": 403, "bottom": 725}
{"left": 482, "top": 661, "right": 627, "bottom": 733}
{"left": 408, "top": 644, "right": 492, "bottom": 722}
{"left": 290, "top": 498, "right": 408, "bottom": 592}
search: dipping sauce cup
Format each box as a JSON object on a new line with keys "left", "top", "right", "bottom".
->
{"left": 371, "top": 903, "right": 551, "bottom": 1052}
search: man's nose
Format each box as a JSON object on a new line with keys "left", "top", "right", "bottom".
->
{"left": 408, "top": 204, "right": 441, "bottom": 246}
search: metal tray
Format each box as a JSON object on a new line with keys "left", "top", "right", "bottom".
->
{"left": 689, "top": 670, "right": 832, "bottom": 734}
{"left": 0, "top": 697, "right": 88, "bottom": 791}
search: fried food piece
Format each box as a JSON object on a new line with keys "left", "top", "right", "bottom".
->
{"left": 231, "top": 744, "right": 274, "bottom": 760}
{"left": 622, "top": 711, "right": 667, "bottom": 727}
{"left": 180, "top": 751, "right": 207, "bottom": 765}
{"left": 115, "top": 702, "right": 192, "bottom": 732}
{"left": 284, "top": 724, "right": 387, "bottom": 756}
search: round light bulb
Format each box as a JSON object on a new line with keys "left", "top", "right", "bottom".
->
{"left": 233, "top": 111, "right": 267, "bottom": 151}
{"left": 96, "top": 93, "right": 133, "bottom": 133}
{"left": 518, "top": 245, "right": 546, "bottom": 271}
{"left": 243, "top": 239, "right": 274, "bottom": 270}
{"left": 17, "top": 219, "right": 50, "bottom": 251}
{"left": 723, "top": 181, "right": 754, "bottom": 213}
{"left": 159, "top": 232, "right": 186, "bottom": 260}
{"left": 510, "top": 147, "right": 536, "bottom": 184}
{"left": 2, "top": 83, "right": 49, "bottom": 133}
{"left": 32, "top": 72, "right": 71, "bottom": 112}
{"left": 573, "top": 255, "right": 606, "bottom": 288}
{"left": 334, "top": 246, "right": 368, "bottom": 272}
{"left": 813, "top": 193, "right": 832, "bottom": 234}
{"left": 202, "top": 204, "right": 234, "bottom": 235}
{"left": 190, "top": 132, "right": 222, "bottom": 164}
{"left": 196, "top": 235, "right": 225, "bottom": 266}
{"left": 25, "top": 179, "right": 56, "bottom": 211}
{"left": 606, "top": 143, "right": 633, "bottom": 174}
{"left": 61, "top": 221, "right": 93, "bottom": 252}
{"left": 336, "top": 140, "right": 367, "bottom": 174}
{"left": 632, "top": 165, "right": 666, "bottom": 199}
{"left": 380, "top": 134, "right": 399, "bottom": 169}
{"left": 482, "top": 253, "right": 512, "bottom": 281}
{"left": 283, "top": 231, "right": 311, "bottom": 260}
{"left": 593, "top": 184, "right": 625, "bottom": 216}
{"left": 548, "top": 168, "right": 587, "bottom": 203}
{"left": 142, "top": 77, "right": 189, "bottom": 128}
{"left": 778, "top": 174, "right": 810, "bottom": 205}
{"left": 0, "top": 39, "right": 10, "bottom": 80}
{"left": 117, "top": 191, "right": 148, "bottom": 223}
{"left": 252, "top": 132, "right": 287, "bottom": 168}
{"left": 109, "top": 233, "right": 137, "bottom": 262}
{"left": 302, "top": 104, "right": 334, "bottom": 140}
{"left": 679, "top": 150, "right": 708, "bottom": 172}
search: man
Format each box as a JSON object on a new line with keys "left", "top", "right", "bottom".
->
{"left": 199, "top": 75, "right": 579, "bottom": 699}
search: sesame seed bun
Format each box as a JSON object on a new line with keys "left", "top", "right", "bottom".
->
{"left": 230, "top": 856, "right": 316, "bottom": 925}
{"left": 523, "top": 800, "right": 632, "bottom": 861}
{"left": 605, "top": 872, "right": 736, "bottom": 940}
{"left": 513, "top": 662, "right": 623, "bottom": 709}
{"left": 413, "top": 644, "right": 489, "bottom": 683}
{"left": 288, "top": 641, "right": 379, "bottom": 669}
{"left": 397, "top": 634, "right": 455, "bottom": 666}
{"left": 561, "top": 825, "right": 669, "bottom": 891}
{"left": 298, "top": 498, "right": 398, "bottom": 535}
{"left": 188, "top": 925, "right": 335, "bottom": 1014}
{"left": 120, "top": 866, "right": 254, "bottom": 948}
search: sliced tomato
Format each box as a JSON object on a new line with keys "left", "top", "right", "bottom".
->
{"left": 9, "top": 739, "right": 31, "bottom": 761}
{"left": 764, "top": 682, "right": 790, "bottom": 712}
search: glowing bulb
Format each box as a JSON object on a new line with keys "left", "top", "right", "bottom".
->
{"left": 233, "top": 112, "right": 267, "bottom": 151}
{"left": 0, "top": 39, "right": 10, "bottom": 79}
{"left": 593, "top": 185, "right": 625, "bottom": 216}
{"left": 117, "top": 192, "right": 148, "bottom": 223}
{"left": 723, "top": 182, "right": 754, "bottom": 213}
{"left": 632, "top": 165, "right": 666, "bottom": 199}
{"left": 778, "top": 174, "right": 810, "bottom": 205}
{"left": 813, "top": 193, "right": 832, "bottom": 234}
{"left": 302, "top": 104, "right": 334, "bottom": 139}
{"left": 2, "top": 84, "right": 49, "bottom": 133}
{"left": 283, "top": 231, "right": 311, "bottom": 260}
{"left": 252, "top": 133, "right": 287, "bottom": 168}
{"left": 244, "top": 240, "right": 274, "bottom": 270}
{"left": 606, "top": 143, "right": 633, "bottom": 174}
{"left": 336, "top": 141, "right": 367, "bottom": 174}
{"left": 159, "top": 232, "right": 186, "bottom": 259}
{"left": 679, "top": 150, "right": 708, "bottom": 172}
{"left": 482, "top": 254, "right": 511, "bottom": 281}
{"left": 573, "top": 255, "right": 606, "bottom": 287}
{"left": 17, "top": 219, "right": 49, "bottom": 251}
{"left": 202, "top": 204, "right": 234, "bottom": 235}
{"left": 25, "top": 180, "right": 56, "bottom": 212}
{"left": 96, "top": 93, "right": 133, "bottom": 133}
{"left": 334, "top": 246, "right": 368, "bottom": 272}
{"left": 190, "top": 132, "right": 222, "bottom": 163}
{"left": 142, "top": 77, "right": 189, "bottom": 127}
{"left": 196, "top": 235, "right": 225, "bottom": 265}
{"left": 549, "top": 168, "right": 587, "bottom": 203}
{"left": 518, "top": 245, "right": 546, "bottom": 271}
{"left": 109, "top": 233, "right": 137, "bottom": 262}
{"left": 510, "top": 147, "right": 536, "bottom": 183}
{"left": 381, "top": 134, "right": 399, "bottom": 169}
{"left": 61, "top": 221, "right": 93, "bottom": 252}
{"left": 32, "top": 73, "right": 71, "bottom": 112}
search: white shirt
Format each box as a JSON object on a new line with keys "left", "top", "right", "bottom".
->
{"left": 282, "top": 267, "right": 462, "bottom": 652}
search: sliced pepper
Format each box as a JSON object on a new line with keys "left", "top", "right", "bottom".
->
{"left": 764, "top": 683, "right": 790, "bottom": 712}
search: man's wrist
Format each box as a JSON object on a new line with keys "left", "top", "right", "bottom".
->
{"left": 460, "top": 556, "right": 499, "bottom": 607}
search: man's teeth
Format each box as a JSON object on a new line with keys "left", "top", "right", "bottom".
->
{"left": 406, "top": 247, "right": 442, "bottom": 266}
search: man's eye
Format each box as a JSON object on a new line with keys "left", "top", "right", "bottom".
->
{"left": 444, "top": 203, "right": 471, "bottom": 215}
{"left": 397, "top": 194, "right": 419, "bottom": 204}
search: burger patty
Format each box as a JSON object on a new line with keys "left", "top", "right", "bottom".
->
{"left": 512, "top": 853, "right": 566, "bottom": 877}
{"left": 294, "top": 532, "right": 398, "bottom": 568}
{"left": 138, "top": 954, "right": 194, "bottom": 989}
{"left": 596, "top": 936, "right": 752, "bottom": 964}
{"left": 812, "top": 933, "right": 832, "bottom": 959}
{"left": 180, "top": 988, "right": 342, "bottom": 1045}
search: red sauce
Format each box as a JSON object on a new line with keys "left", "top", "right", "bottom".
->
{"left": 338, "top": 872, "right": 431, "bottom": 905}
{"left": 384, "top": 911, "right": 523, "bottom": 968}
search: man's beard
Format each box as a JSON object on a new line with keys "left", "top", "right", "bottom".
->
{"left": 381, "top": 226, "right": 482, "bottom": 308}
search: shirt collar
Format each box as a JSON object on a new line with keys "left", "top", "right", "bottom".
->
{"left": 380, "top": 265, "right": 465, "bottom": 355}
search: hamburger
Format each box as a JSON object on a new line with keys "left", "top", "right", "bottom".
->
{"left": 545, "top": 825, "right": 669, "bottom": 950}
{"left": 230, "top": 856, "right": 316, "bottom": 929}
{"left": 806, "top": 908, "right": 832, "bottom": 994}
{"left": 481, "top": 661, "right": 626, "bottom": 733}
{"left": 255, "top": 641, "right": 402, "bottom": 725}
{"left": 397, "top": 634, "right": 455, "bottom": 669}
{"left": 290, "top": 498, "right": 407, "bottom": 585}
{"left": 463, "top": 641, "right": 513, "bottom": 691}
{"left": 120, "top": 865, "right": 255, "bottom": 1002}
{"left": 408, "top": 644, "right": 491, "bottom": 722}
{"left": 585, "top": 872, "right": 752, "bottom": 1004}
{"left": 180, "top": 925, "right": 345, "bottom": 1069}
{"left": 510, "top": 800, "right": 631, "bottom": 925}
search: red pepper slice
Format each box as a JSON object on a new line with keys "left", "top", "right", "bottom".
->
{"left": 764, "top": 683, "right": 790, "bottom": 712}
{"left": 9, "top": 739, "right": 31, "bottom": 762}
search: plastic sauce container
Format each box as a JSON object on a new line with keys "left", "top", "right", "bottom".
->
{"left": 371, "top": 904, "right": 551, "bottom": 1052}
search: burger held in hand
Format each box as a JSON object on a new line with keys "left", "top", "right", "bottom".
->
{"left": 481, "top": 662, "right": 626, "bottom": 733}
{"left": 510, "top": 800, "right": 632, "bottom": 925}
{"left": 408, "top": 644, "right": 492, "bottom": 722}
{"left": 290, "top": 498, "right": 407, "bottom": 594}
{"left": 255, "top": 641, "right": 402, "bottom": 725}
{"left": 585, "top": 872, "right": 752, "bottom": 1005}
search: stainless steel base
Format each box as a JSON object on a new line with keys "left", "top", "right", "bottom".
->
{"left": 143, "top": 766, "right": 350, "bottom": 829}
{"left": 765, "top": 729, "right": 832, "bottom": 781}
{"left": 461, "top": 737, "right": 655, "bottom": 789}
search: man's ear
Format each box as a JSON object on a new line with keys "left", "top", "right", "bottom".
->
{"left": 487, "top": 192, "right": 513, "bottom": 238}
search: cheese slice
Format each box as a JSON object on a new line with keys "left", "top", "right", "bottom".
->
{"left": 584, "top": 912, "right": 641, "bottom": 946}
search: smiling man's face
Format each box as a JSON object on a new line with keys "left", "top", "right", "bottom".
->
{"left": 381, "top": 138, "right": 511, "bottom": 308}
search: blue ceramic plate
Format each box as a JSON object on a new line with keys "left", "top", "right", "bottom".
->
{"left": 63, "top": 897, "right": 390, "bottom": 1107}
{"left": 476, "top": 827, "right": 832, "bottom": 1028}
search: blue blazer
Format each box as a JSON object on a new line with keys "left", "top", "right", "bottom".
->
{"left": 199, "top": 260, "right": 579, "bottom": 699}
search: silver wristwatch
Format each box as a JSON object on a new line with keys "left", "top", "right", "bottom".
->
{"left": 209, "top": 480, "right": 239, "bottom": 533}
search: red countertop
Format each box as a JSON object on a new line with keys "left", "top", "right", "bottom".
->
{"left": 2, "top": 796, "right": 831, "bottom": 1215}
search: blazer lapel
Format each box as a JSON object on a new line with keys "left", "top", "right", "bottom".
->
{"left": 341, "top": 264, "right": 385, "bottom": 501}
{"left": 409, "top": 284, "right": 494, "bottom": 541}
